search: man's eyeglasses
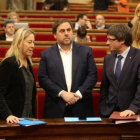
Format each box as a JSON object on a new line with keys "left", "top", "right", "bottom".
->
{"left": 106, "top": 38, "right": 117, "bottom": 42}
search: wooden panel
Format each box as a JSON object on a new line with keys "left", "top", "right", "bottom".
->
{"left": 0, "top": 118, "right": 140, "bottom": 140}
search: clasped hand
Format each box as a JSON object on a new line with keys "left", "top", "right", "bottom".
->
{"left": 60, "top": 91, "right": 80, "bottom": 105}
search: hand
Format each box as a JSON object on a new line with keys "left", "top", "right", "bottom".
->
{"left": 86, "top": 35, "right": 91, "bottom": 42}
{"left": 61, "top": 91, "right": 79, "bottom": 105}
{"left": 115, "top": 0, "right": 121, "bottom": 4}
{"left": 86, "top": 20, "right": 92, "bottom": 29}
{"left": 44, "top": 4, "right": 53, "bottom": 10}
{"left": 44, "top": 6, "right": 49, "bottom": 10}
{"left": 120, "top": 110, "right": 135, "bottom": 117}
{"left": 6, "top": 115, "right": 22, "bottom": 123}
{"left": 63, "top": 7, "right": 68, "bottom": 11}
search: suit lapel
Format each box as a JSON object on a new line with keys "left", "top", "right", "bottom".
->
{"left": 71, "top": 42, "right": 80, "bottom": 90}
{"left": 108, "top": 52, "right": 118, "bottom": 89}
{"left": 118, "top": 47, "right": 134, "bottom": 87}
{"left": 50, "top": 43, "right": 66, "bottom": 84}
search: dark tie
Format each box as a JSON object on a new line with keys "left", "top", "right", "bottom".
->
{"left": 115, "top": 55, "right": 123, "bottom": 83}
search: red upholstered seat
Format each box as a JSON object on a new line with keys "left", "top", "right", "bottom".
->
{"left": 1, "top": 15, "right": 25, "bottom": 18}
{"left": 96, "top": 35, "right": 107, "bottom": 42}
{"left": 33, "top": 66, "right": 39, "bottom": 82}
{"left": 37, "top": 93, "right": 45, "bottom": 119}
{"left": 36, "top": 2, "right": 44, "bottom": 10}
{"left": 32, "top": 48, "right": 46, "bottom": 58}
{"left": 104, "top": 16, "right": 126, "bottom": 20}
{"left": 70, "top": 9, "right": 92, "bottom": 11}
{"left": 129, "top": 10, "right": 135, "bottom": 12}
{"left": 29, "top": 23, "right": 52, "bottom": 28}
{"left": 92, "top": 93, "right": 100, "bottom": 117}
{"left": 88, "top": 16, "right": 96, "bottom": 19}
{"left": 89, "top": 34, "right": 93, "bottom": 42}
{"left": 97, "top": 67, "right": 103, "bottom": 82}
{"left": 1, "top": 15, "right": 7, "bottom": 18}
{"left": 0, "top": 23, "right": 4, "bottom": 27}
{"left": 35, "top": 34, "right": 56, "bottom": 41}
{"left": 92, "top": 49, "right": 107, "bottom": 58}
{"left": 129, "top": 17, "right": 133, "bottom": 20}
{"left": 0, "top": 47, "right": 9, "bottom": 57}
{"left": 27, "top": 15, "right": 50, "bottom": 18}
{"left": 52, "top": 15, "right": 76, "bottom": 19}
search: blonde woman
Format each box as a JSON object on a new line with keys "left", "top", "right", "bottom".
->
{"left": 132, "top": 19, "right": 140, "bottom": 48}
{"left": 128, "top": 3, "right": 140, "bottom": 28}
{"left": 0, "top": 27, "right": 36, "bottom": 123}
{"left": 7, "top": 12, "right": 19, "bottom": 23}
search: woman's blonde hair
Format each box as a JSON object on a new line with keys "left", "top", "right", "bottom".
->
{"left": 131, "top": 4, "right": 140, "bottom": 25}
{"left": 3, "top": 27, "right": 35, "bottom": 68}
{"left": 7, "top": 12, "right": 19, "bottom": 22}
{"left": 132, "top": 20, "right": 140, "bottom": 48}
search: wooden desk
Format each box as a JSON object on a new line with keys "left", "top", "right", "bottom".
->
{"left": 0, "top": 118, "right": 140, "bottom": 140}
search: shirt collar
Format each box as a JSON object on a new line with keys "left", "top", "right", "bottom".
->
{"left": 75, "top": 22, "right": 81, "bottom": 29}
{"left": 6, "top": 33, "right": 14, "bottom": 38}
{"left": 117, "top": 46, "right": 130, "bottom": 58}
{"left": 58, "top": 43, "right": 73, "bottom": 53}
{"left": 96, "top": 25, "right": 105, "bottom": 30}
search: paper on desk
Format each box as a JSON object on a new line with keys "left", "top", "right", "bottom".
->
{"left": 64, "top": 117, "right": 102, "bottom": 122}
{"left": 18, "top": 118, "right": 47, "bottom": 127}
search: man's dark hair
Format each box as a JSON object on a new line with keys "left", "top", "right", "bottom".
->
{"left": 52, "top": 18, "right": 73, "bottom": 34}
{"left": 76, "top": 13, "right": 87, "bottom": 22}
{"left": 107, "top": 24, "right": 132, "bottom": 46}
{"left": 4, "top": 19, "right": 15, "bottom": 28}
{"left": 77, "top": 26, "right": 87, "bottom": 38}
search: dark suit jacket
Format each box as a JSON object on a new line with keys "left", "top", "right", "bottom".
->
{"left": 99, "top": 47, "right": 140, "bottom": 117}
{"left": 93, "top": 25, "right": 110, "bottom": 29}
{"left": 38, "top": 42, "right": 97, "bottom": 118}
{"left": 0, "top": 33, "right": 6, "bottom": 40}
{"left": 94, "top": 0, "right": 115, "bottom": 11}
{"left": 44, "top": 0, "right": 69, "bottom": 10}
{"left": 0, "top": 56, "right": 37, "bottom": 120}
{"left": 72, "top": 23, "right": 76, "bottom": 29}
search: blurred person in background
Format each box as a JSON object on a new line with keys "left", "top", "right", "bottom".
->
{"left": 93, "top": 15, "right": 109, "bottom": 29}
{"left": 7, "top": 0, "right": 24, "bottom": 10}
{"left": 0, "top": 19, "right": 15, "bottom": 41}
{"left": 73, "top": 26, "right": 91, "bottom": 42}
{"left": 117, "top": 0, "right": 129, "bottom": 12}
{"left": 7, "top": 12, "right": 19, "bottom": 23}
{"left": 94, "top": 0, "right": 120, "bottom": 11}
{"left": 131, "top": 18, "right": 140, "bottom": 48}
{"left": 43, "top": 0, "right": 69, "bottom": 11}
{"left": 128, "top": 4, "right": 140, "bottom": 28}
{"left": 73, "top": 14, "right": 92, "bottom": 29}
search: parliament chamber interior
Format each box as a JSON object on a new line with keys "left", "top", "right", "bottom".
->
{"left": 0, "top": 0, "right": 140, "bottom": 139}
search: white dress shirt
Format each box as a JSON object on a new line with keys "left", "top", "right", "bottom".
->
{"left": 58, "top": 44, "right": 82, "bottom": 99}
{"left": 74, "top": 22, "right": 81, "bottom": 29}
{"left": 95, "top": 25, "right": 105, "bottom": 30}
{"left": 114, "top": 46, "right": 130, "bottom": 73}
{"left": 6, "top": 33, "right": 14, "bottom": 41}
